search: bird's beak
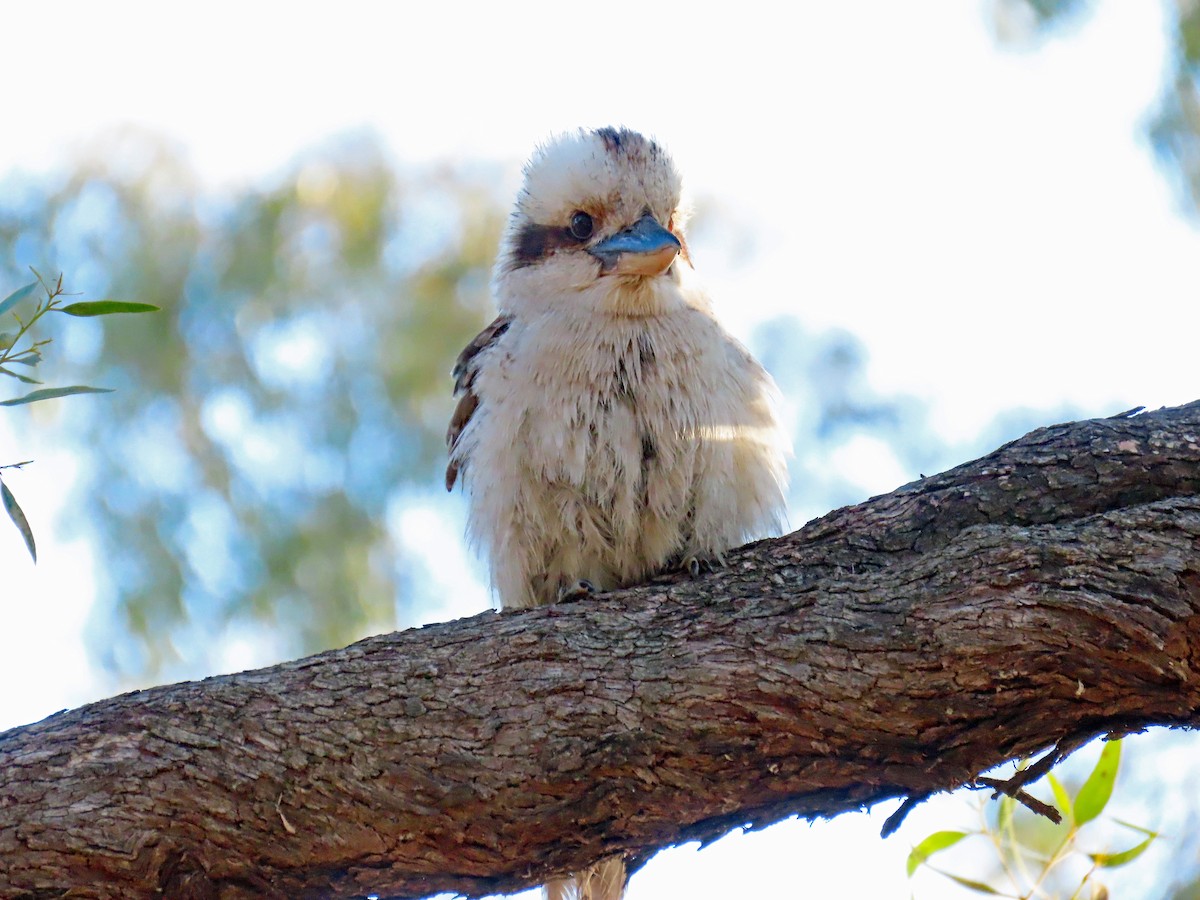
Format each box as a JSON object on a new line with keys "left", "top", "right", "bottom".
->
{"left": 588, "top": 214, "right": 681, "bottom": 276}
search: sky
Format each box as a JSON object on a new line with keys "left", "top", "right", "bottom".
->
{"left": 2, "top": 1, "right": 1197, "bottom": 897}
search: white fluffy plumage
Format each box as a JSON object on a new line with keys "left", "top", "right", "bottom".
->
{"left": 448, "top": 127, "right": 789, "bottom": 614}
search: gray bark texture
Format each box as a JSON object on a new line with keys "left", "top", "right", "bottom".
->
{"left": 3, "top": 401, "right": 1200, "bottom": 900}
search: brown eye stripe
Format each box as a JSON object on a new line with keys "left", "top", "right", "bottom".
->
{"left": 509, "top": 222, "right": 585, "bottom": 269}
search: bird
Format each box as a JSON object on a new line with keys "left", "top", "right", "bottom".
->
{"left": 445, "top": 126, "right": 790, "bottom": 900}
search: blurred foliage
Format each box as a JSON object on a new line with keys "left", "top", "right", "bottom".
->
{"left": 0, "top": 131, "right": 503, "bottom": 675}
{"left": 987, "top": 0, "right": 1093, "bottom": 43}
{"left": 995, "top": 0, "right": 1200, "bottom": 218}
{"left": 1150, "top": 0, "right": 1200, "bottom": 214}
{"left": 0, "top": 129, "right": 949, "bottom": 681}
{"left": 754, "top": 317, "right": 949, "bottom": 516}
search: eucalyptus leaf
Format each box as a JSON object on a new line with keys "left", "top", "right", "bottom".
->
{"left": 0, "top": 282, "right": 39, "bottom": 318}
{"left": 1091, "top": 835, "right": 1155, "bottom": 868}
{"left": 0, "top": 366, "right": 41, "bottom": 385}
{"left": 943, "top": 873, "right": 1003, "bottom": 895}
{"left": 10, "top": 351, "right": 42, "bottom": 367}
{"left": 0, "top": 385, "right": 114, "bottom": 406}
{"left": 56, "top": 300, "right": 161, "bottom": 317}
{"left": 906, "top": 830, "right": 970, "bottom": 877}
{"left": 1074, "top": 740, "right": 1121, "bottom": 825}
{"left": 1047, "top": 772, "right": 1073, "bottom": 823}
{"left": 1, "top": 479, "right": 36, "bottom": 562}
{"left": 997, "top": 793, "right": 1014, "bottom": 834}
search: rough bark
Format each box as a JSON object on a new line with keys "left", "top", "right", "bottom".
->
{"left": 3, "top": 402, "right": 1200, "bottom": 900}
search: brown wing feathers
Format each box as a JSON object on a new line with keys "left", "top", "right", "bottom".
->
{"left": 444, "top": 314, "right": 513, "bottom": 491}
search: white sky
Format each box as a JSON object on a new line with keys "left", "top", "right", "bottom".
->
{"left": 1, "top": 1, "right": 1196, "bottom": 897}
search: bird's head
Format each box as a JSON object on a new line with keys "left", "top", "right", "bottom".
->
{"left": 494, "top": 127, "right": 699, "bottom": 318}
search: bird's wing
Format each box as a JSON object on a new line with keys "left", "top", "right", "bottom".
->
{"left": 445, "top": 313, "right": 514, "bottom": 491}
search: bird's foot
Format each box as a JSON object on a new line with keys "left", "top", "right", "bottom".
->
{"left": 682, "top": 552, "right": 726, "bottom": 578}
{"left": 557, "top": 579, "right": 596, "bottom": 603}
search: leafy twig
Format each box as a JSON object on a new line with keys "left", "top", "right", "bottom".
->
{"left": 0, "top": 270, "right": 160, "bottom": 562}
{"left": 907, "top": 739, "right": 1156, "bottom": 899}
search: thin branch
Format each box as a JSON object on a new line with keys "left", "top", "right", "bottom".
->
{"left": 974, "top": 777, "right": 1063, "bottom": 825}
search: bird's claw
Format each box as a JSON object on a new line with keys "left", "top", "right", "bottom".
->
{"left": 682, "top": 553, "right": 726, "bottom": 578}
{"left": 557, "top": 579, "right": 596, "bottom": 603}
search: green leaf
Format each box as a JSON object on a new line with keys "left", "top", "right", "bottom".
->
{"left": 1074, "top": 740, "right": 1121, "bottom": 825}
{"left": 0, "top": 366, "right": 41, "bottom": 385}
{"left": 1047, "top": 772, "right": 1073, "bottom": 822}
{"left": 1, "top": 479, "right": 36, "bottom": 562}
{"left": 943, "top": 872, "right": 1003, "bottom": 894}
{"left": 0, "top": 385, "right": 114, "bottom": 406}
{"left": 1090, "top": 834, "right": 1155, "bottom": 868}
{"left": 9, "top": 351, "right": 42, "bottom": 367}
{"left": 906, "top": 830, "right": 970, "bottom": 877}
{"left": 0, "top": 282, "right": 39, "bottom": 318}
{"left": 997, "top": 792, "right": 1015, "bottom": 834}
{"left": 56, "top": 300, "right": 161, "bottom": 317}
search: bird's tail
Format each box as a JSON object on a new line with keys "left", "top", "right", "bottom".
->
{"left": 544, "top": 855, "right": 626, "bottom": 900}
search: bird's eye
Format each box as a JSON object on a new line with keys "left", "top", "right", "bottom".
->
{"left": 569, "top": 210, "right": 594, "bottom": 241}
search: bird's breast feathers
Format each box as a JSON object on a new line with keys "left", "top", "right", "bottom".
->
{"left": 454, "top": 302, "right": 786, "bottom": 526}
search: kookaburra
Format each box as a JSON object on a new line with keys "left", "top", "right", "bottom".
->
{"left": 445, "top": 127, "right": 790, "bottom": 899}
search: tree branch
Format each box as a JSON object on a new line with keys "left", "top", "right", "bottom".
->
{"left": 4, "top": 402, "right": 1200, "bottom": 900}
